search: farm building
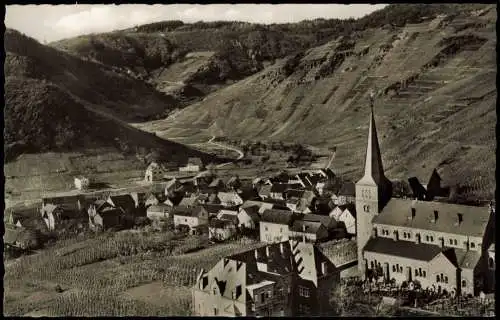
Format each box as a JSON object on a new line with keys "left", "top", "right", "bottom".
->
{"left": 192, "top": 240, "right": 340, "bottom": 316}
{"left": 74, "top": 176, "right": 90, "bottom": 190}
{"left": 208, "top": 218, "right": 238, "bottom": 241}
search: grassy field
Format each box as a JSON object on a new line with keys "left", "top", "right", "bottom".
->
{"left": 3, "top": 231, "right": 263, "bottom": 316}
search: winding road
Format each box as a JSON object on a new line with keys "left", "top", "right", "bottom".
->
{"left": 207, "top": 136, "right": 244, "bottom": 168}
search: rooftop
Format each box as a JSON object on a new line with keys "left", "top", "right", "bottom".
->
{"left": 261, "top": 209, "right": 296, "bottom": 225}
{"left": 364, "top": 237, "right": 443, "bottom": 262}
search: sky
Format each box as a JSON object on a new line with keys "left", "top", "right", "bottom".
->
{"left": 5, "top": 4, "right": 387, "bottom": 43}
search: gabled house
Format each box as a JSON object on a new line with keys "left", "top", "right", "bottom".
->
{"left": 217, "top": 192, "right": 244, "bottom": 207}
{"left": 88, "top": 200, "right": 123, "bottom": 231}
{"left": 202, "top": 204, "right": 225, "bottom": 218}
{"left": 290, "top": 220, "right": 329, "bottom": 243}
{"left": 302, "top": 214, "right": 337, "bottom": 231}
{"left": 173, "top": 206, "right": 209, "bottom": 233}
{"left": 260, "top": 209, "right": 297, "bottom": 243}
{"left": 192, "top": 240, "right": 340, "bottom": 316}
{"left": 40, "top": 204, "right": 64, "bottom": 231}
{"left": 179, "top": 195, "right": 200, "bottom": 208}
{"left": 42, "top": 195, "right": 86, "bottom": 220}
{"left": 209, "top": 218, "right": 238, "bottom": 241}
{"left": 329, "top": 204, "right": 356, "bottom": 236}
{"left": 145, "top": 193, "right": 161, "bottom": 208}
{"left": 241, "top": 200, "right": 275, "bottom": 214}
{"left": 180, "top": 181, "right": 198, "bottom": 196}
{"left": 180, "top": 157, "right": 204, "bottom": 172}
{"left": 238, "top": 206, "right": 261, "bottom": 229}
{"left": 145, "top": 162, "right": 164, "bottom": 183}
{"left": 270, "top": 184, "right": 289, "bottom": 200}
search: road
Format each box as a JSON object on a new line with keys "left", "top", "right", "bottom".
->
{"left": 206, "top": 136, "right": 244, "bottom": 168}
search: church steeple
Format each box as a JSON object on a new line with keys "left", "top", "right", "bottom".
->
{"left": 358, "top": 92, "right": 388, "bottom": 186}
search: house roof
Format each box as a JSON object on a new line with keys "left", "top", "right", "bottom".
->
{"left": 488, "top": 243, "right": 495, "bottom": 252}
{"left": 202, "top": 204, "right": 225, "bottom": 214}
{"left": 217, "top": 192, "right": 242, "bottom": 204}
{"left": 172, "top": 206, "right": 195, "bottom": 217}
{"left": 270, "top": 184, "right": 289, "bottom": 193}
{"left": 147, "top": 204, "right": 172, "bottom": 212}
{"left": 285, "top": 189, "right": 305, "bottom": 199}
{"left": 109, "top": 195, "right": 136, "bottom": 211}
{"left": 209, "top": 178, "right": 224, "bottom": 188}
{"left": 364, "top": 237, "right": 443, "bottom": 261}
{"left": 219, "top": 214, "right": 239, "bottom": 225}
{"left": 209, "top": 218, "right": 235, "bottom": 228}
{"left": 261, "top": 209, "right": 295, "bottom": 225}
{"left": 258, "top": 184, "right": 272, "bottom": 196}
{"left": 453, "top": 248, "right": 482, "bottom": 270}
{"left": 290, "top": 220, "right": 324, "bottom": 234}
{"left": 241, "top": 205, "right": 260, "bottom": 222}
{"left": 238, "top": 187, "right": 260, "bottom": 201}
{"left": 179, "top": 196, "right": 198, "bottom": 207}
{"left": 338, "top": 181, "right": 356, "bottom": 196}
{"left": 188, "top": 157, "right": 203, "bottom": 166}
{"left": 301, "top": 214, "right": 335, "bottom": 228}
{"left": 373, "top": 198, "right": 491, "bottom": 237}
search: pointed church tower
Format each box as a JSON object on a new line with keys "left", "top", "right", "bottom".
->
{"left": 355, "top": 93, "right": 392, "bottom": 276}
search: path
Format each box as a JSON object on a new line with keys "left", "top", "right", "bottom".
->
{"left": 206, "top": 136, "right": 244, "bottom": 168}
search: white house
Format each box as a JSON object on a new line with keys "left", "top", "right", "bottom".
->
{"left": 329, "top": 205, "right": 356, "bottom": 236}
{"left": 145, "top": 162, "right": 164, "bottom": 183}
{"left": 238, "top": 205, "right": 260, "bottom": 229}
{"left": 147, "top": 203, "right": 172, "bottom": 221}
{"left": 179, "top": 157, "right": 204, "bottom": 173}
{"left": 74, "top": 176, "right": 90, "bottom": 190}
{"left": 173, "top": 207, "right": 209, "bottom": 232}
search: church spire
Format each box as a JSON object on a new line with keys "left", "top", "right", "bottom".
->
{"left": 358, "top": 92, "right": 388, "bottom": 185}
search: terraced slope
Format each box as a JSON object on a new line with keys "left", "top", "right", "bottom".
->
{"left": 139, "top": 9, "right": 496, "bottom": 200}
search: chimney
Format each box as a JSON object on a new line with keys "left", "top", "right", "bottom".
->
{"left": 411, "top": 208, "right": 416, "bottom": 219}
{"left": 433, "top": 210, "right": 438, "bottom": 222}
{"left": 321, "top": 261, "right": 327, "bottom": 275}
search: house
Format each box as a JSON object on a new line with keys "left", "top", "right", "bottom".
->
{"left": 164, "top": 178, "right": 182, "bottom": 196}
{"left": 260, "top": 209, "right": 297, "bottom": 243}
{"left": 329, "top": 204, "right": 356, "bottom": 236}
{"left": 270, "top": 184, "right": 289, "bottom": 200}
{"left": 316, "top": 182, "right": 326, "bottom": 196}
{"left": 74, "top": 176, "right": 90, "bottom": 190}
{"left": 209, "top": 218, "right": 238, "bottom": 241}
{"left": 180, "top": 157, "right": 204, "bottom": 172}
{"left": 193, "top": 172, "right": 214, "bottom": 187}
{"left": 356, "top": 102, "right": 495, "bottom": 296}
{"left": 145, "top": 162, "right": 164, "bottom": 183}
{"left": 179, "top": 195, "right": 200, "bottom": 208}
{"left": 258, "top": 184, "right": 272, "bottom": 199}
{"left": 40, "top": 204, "right": 64, "bottom": 231}
{"left": 88, "top": 200, "right": 124, "bottom": 231}
{"left": 217, "top": 192, "right": 244, "bottom": 207}
{"left": 336, "top": 181, "right": 355, "bottom": 205}
{"left": 180, "top": 181, "right": 198, "bottom": 196}
{"left": 144, "top": 193, "right": 161, "bottom": 208}
{"left": 238, "top": 206, "right": 261, "bottom": 229}
{"left": 241, "top": 200, "right": 275, "bottom": 214}
{"left": 202, "top": 204, "right": 225, "bottom": 218}
{"left": 147, "top": 203, "right": 172, "bottom": 221}
{"left": 42, "top": 195, "right": 86, "bottom": 219}
{"left": 302, "top": 214, "right": 337, "bottom": 231}
{"left": 173, "top": 206, "right": 209, "bottom": 233}
{"left": 289, "top": 220, "right": 329, "bottom": 243}
{"left": 192, "top": 240, "right": 340, "bottom": 316}
{"left": 217, "top": 212, "right": 240, "bottom": 227}
{"left": 107, "top": 194, "right": 136, "bottom": 216}
{"left": 237, "top": 186, "right": 261, "bottom": 202}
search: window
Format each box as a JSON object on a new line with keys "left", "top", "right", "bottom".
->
{"left": 422, "top": 271, "right": 426, "bottom": 278}
{"left": 213, "top": 288, "right": 217, "bottom": 295}
{"left": 392, "top": 265, "right": 396, "bottom": 272}
{"left": 488, "top": 257, "right": 495, "bottom": 269}
{"left": 363, "top": 205, "right": 370, "bottom": 212}
{"left": 454, "top": 239, "right": 457, "bottom": 245}
{"left": 214, "top": 307, "right": 218, "bottom": 315}
{"left": 280, "top": 228, "right": 283, "bottom": 233}
{"left": 471, "top": 242, "right": 475, "bottom": 248}
{"left": 185, "top": 218, "right": 187, "bottom": 222}
{"left": 444, "top": 276, "right": 448, "bottom": 284}
{"left": 298, "top": 285, "right": 310, "bottom": 298}
{"left": 462, "top": 280, "right": 467, "bottom": 288}
{"left": 425, "top": 235, "right": 429, "bottom": 241}
{"left": 415, "top": 269, "right": 418, "bottom": 277}
{"left": 430, "top": 236, "right": 434, "bottom": 242}
{"left": 265, "top": 226, "right": 268, "bottom": 231}
{"left": 449, "top": 239, "right": 453, "bottom": 245}
{"left": 436, "top": 275, "right": 440, "bottom": 282}
{"left": 370, "top": 261, "right": 374, "bottom": 269}
{"left": 418, "top": 268, "right": 422, "bottom": 277}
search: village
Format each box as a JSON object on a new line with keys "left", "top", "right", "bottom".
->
{"left": 4, "top": 103, "right": 496, "bottom": 316}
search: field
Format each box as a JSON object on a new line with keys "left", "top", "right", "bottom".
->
{"left": 3, "top": 231, "right": 263, "bottom": 316}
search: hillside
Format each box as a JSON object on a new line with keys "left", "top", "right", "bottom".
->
{"left": 136, "top": 5, "right": 496, "bottom": 200}
{"left": 4, "top": 30, "right": 219, "bottom": 205}
{"left": 50, "top": 4, "right": 487, "bottom": 111}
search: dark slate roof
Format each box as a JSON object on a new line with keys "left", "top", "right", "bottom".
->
{"left": 290, "top": 220, "right": 324, "bottom": 234}
{"left": 285, "top": 189, "right": 305, "bottom": 199}
{"left": 373, "top": 198, "right": 491, "bottom": 237}
{"left": 338, "top": 181, "right": 356, "bottom": 196}
{"left": 270, "top": 183, "right": 288, "bottom": 193}
{"left": 238, "top": 187, "right": 260, "bottom": 201}
{"left": 301, "top": 214, "right": 335, "bottom": 228}
{"left": 109, "top": 195, "right": 136, "bottom": 211}
{"left": 241, "top": 205, "right": 260, "bottom": 222}
{"left": 147, "top": 204, "right": 172, "bottom": 212}
{"left": 172, "top": 206, "right": 195, "bottom": 217}
{"left": 209, "top": 218, "right": 234, "bottom": 228}
{"left": 364, "top": 237, "right": 443, "bottom": 261}
{"left": 202, "top": 204, "right": 225, "bottom": 214}
{"left": 261, "top": 209, "right": 296, "bottom": 225}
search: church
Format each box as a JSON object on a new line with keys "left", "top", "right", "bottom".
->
{"left": 355, "top": 96, "right": 495, "bottom": 296}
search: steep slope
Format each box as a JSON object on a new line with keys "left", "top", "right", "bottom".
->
{"left": 140, "top": 6, "right": 496, "bottom": 200}
{"left": 5, "top": 29, "right": 177, "bottom": 122}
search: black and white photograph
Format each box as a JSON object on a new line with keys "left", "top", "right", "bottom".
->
{"left": 4, "top": 3, "right": 496, "bottom": 317}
